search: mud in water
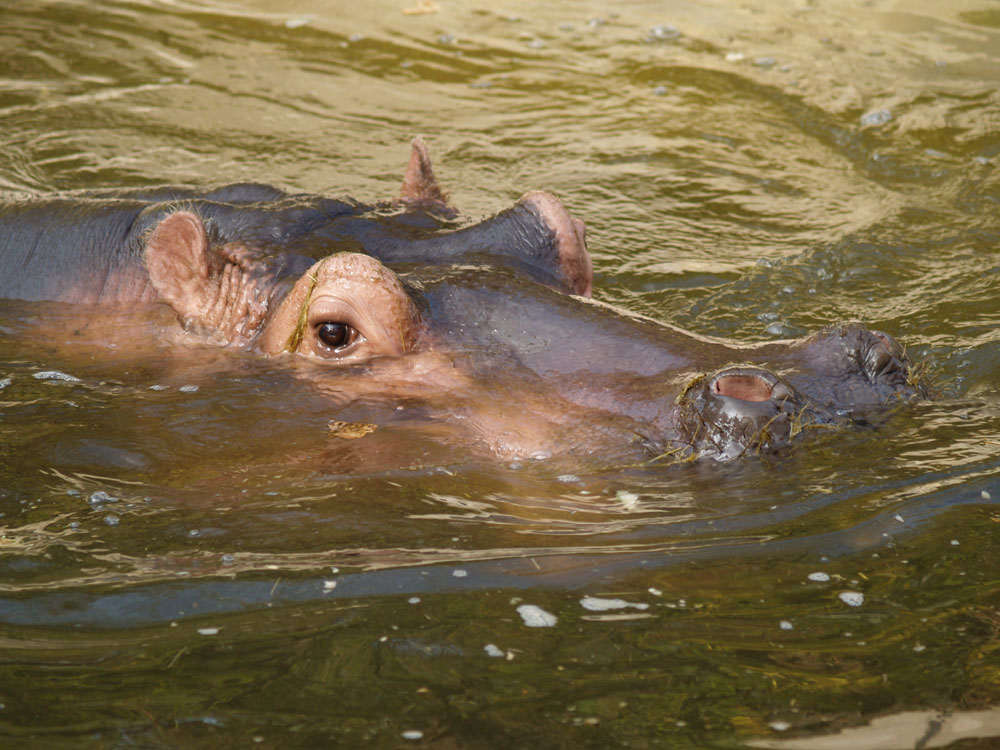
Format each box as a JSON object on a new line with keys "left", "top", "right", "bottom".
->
{"left": 1, "top": 1, "right": 999, "bottom": 748}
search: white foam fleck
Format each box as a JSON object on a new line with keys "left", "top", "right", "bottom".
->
{"left": 483, "top": 644, "right": 505, "bottom": 658}
{"left": 807, "top": 572, "right": 830, "bottom": 582}
{"left": 198, "top": 628, "right": 219, "bottom": 635}
{"left": 516, "top": 604, "right": 557, "bottom": 627}
{"left": 33, "top": 370, "right": 80, "bottom": 382}
{"left": 838, "top": 591, "right": 865, "bottom": 607}
{"left": 580, "top": 596, "right": 649, "bottom": 612}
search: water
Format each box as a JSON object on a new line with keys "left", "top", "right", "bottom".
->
{"left": 1, "top": 0, "right": 999, "bottom": 747}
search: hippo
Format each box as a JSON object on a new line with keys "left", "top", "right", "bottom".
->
{"left": 0, "top": 140, "right": 925, "bottom": 464}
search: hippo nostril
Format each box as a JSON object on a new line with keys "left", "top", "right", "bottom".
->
{"left": 713, "top": 373, "right": 775, "bottom": 402}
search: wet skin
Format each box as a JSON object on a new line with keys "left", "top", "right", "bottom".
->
{"left": 0, "top": 140, "right": 924, "bottom": 464}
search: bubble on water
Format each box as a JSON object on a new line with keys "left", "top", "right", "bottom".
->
{"left": 33, "top": 370, "right": 80, "bottom": 382}
{"left": 647, "top": 24, "right": 680, "bottom": 42}
{"left": 860, "top": 108, "right": 892, "bottom": 126}
{"left": 779, "top": 620, "right": 793, "bottom": 630}
{"left": 452, "top": 569, "right": 467, "bottom": 578}
{"left": 402, "top": 730, "right": 424, "bottom": 741}
{"left": 188, "top": 529, "right": 200, "bottom": 537}
{"left": 516, "top": 604, "right": 557, "bottom": 627}
{"left": 808, "top": 572, "right": 830, "bottom": 582}
{"left": 104, "top": 514, "right": 120, "bottom": 526}
{"left": 323, "top": 580, "right": 337, "bottom": 591}
{"left": 149, "top": 384, "right": 169, "bottom": 391}
{"left": 89, "top": 491, "right": 119, "bottom": 505}
{"left": 838, "top": 591, "right": 865, "bottom": 607}
{"left": 580, "top": 596, "right": 649, "bottom": 612}
{"left": 179, "top": 385, "right": 199, "bottom": 393}
{"left": 484, "top": 644, "right": 505, "bottom": 658}
{"left": 408, "top": 597, "right": 421, "bottom": 604}
{"left": 951, "top": 539, "right": 960, "bottom": 546}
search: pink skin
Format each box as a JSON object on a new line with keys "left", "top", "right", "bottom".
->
{"left": 142, "top": 203, "right": 596, "bottom": 461}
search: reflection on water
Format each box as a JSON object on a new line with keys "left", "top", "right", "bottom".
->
{"left": 1, "top": 0, "right": 999, "bottom": 747}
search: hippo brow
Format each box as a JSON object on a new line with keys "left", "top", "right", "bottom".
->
{"left": 284, "top": 272, "right": 319, "bottom": 353}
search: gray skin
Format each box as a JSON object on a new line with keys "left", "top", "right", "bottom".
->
{"left": 0, "top": 140, "right": 923, "bottom": 464}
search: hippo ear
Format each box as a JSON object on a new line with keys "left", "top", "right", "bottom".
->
{"left": 145, "top": 211, "right": 216, "bottom": 321}
{"left": 400, "top": 137, "right": 449, "bottom": 206}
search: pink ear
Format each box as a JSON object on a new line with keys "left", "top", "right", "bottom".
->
{"left": 146, "top": 211, "right": 212, "bottom": 318}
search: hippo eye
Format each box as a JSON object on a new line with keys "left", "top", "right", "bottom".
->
{"left": 316, "top": 322, "right": 358, "bottom": 351}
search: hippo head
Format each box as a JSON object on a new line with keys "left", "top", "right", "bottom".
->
{"left": 141, "top": 142, "right": 925, "bottom": 466}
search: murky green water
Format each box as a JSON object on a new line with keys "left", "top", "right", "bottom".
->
{"left": 1, "top": 0, "right": 999, "bottom": 747}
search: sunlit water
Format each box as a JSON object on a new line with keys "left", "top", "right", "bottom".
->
{"left": 1, "top": 1, "right": 998, "bottom": 748}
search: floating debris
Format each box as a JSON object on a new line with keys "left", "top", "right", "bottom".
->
{"left": 516, "top": 604, "right": 558, "bottom": 627}
{"left": 838, "top": 591, "right": 865, "bottom": 607}
{"left": 33, "top": 370, "right": 80, "bottom": 382}
{"left": 616, "top": 490, "right": 639, "bottom": 509}
{"left": 328, "top": 420, "right": 377, "bottom": 439}
{"left": 580, "top": 596, "right": 649, "bottom": 612}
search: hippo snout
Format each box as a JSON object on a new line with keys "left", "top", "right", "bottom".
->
{"left": 674, "top": 366, "right": 836, "bottom": 461}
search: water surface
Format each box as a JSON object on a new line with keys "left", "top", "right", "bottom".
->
{"left": 1, "top": 0, "right": 999, "bottom": 747}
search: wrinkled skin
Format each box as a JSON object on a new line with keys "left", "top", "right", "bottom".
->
{"left": 0, "top": 140, "right": 925, "bottom": 464}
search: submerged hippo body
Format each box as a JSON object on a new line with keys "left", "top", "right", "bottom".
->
{"left": 0, "top": 141, "right": 923, "bottom": 464}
